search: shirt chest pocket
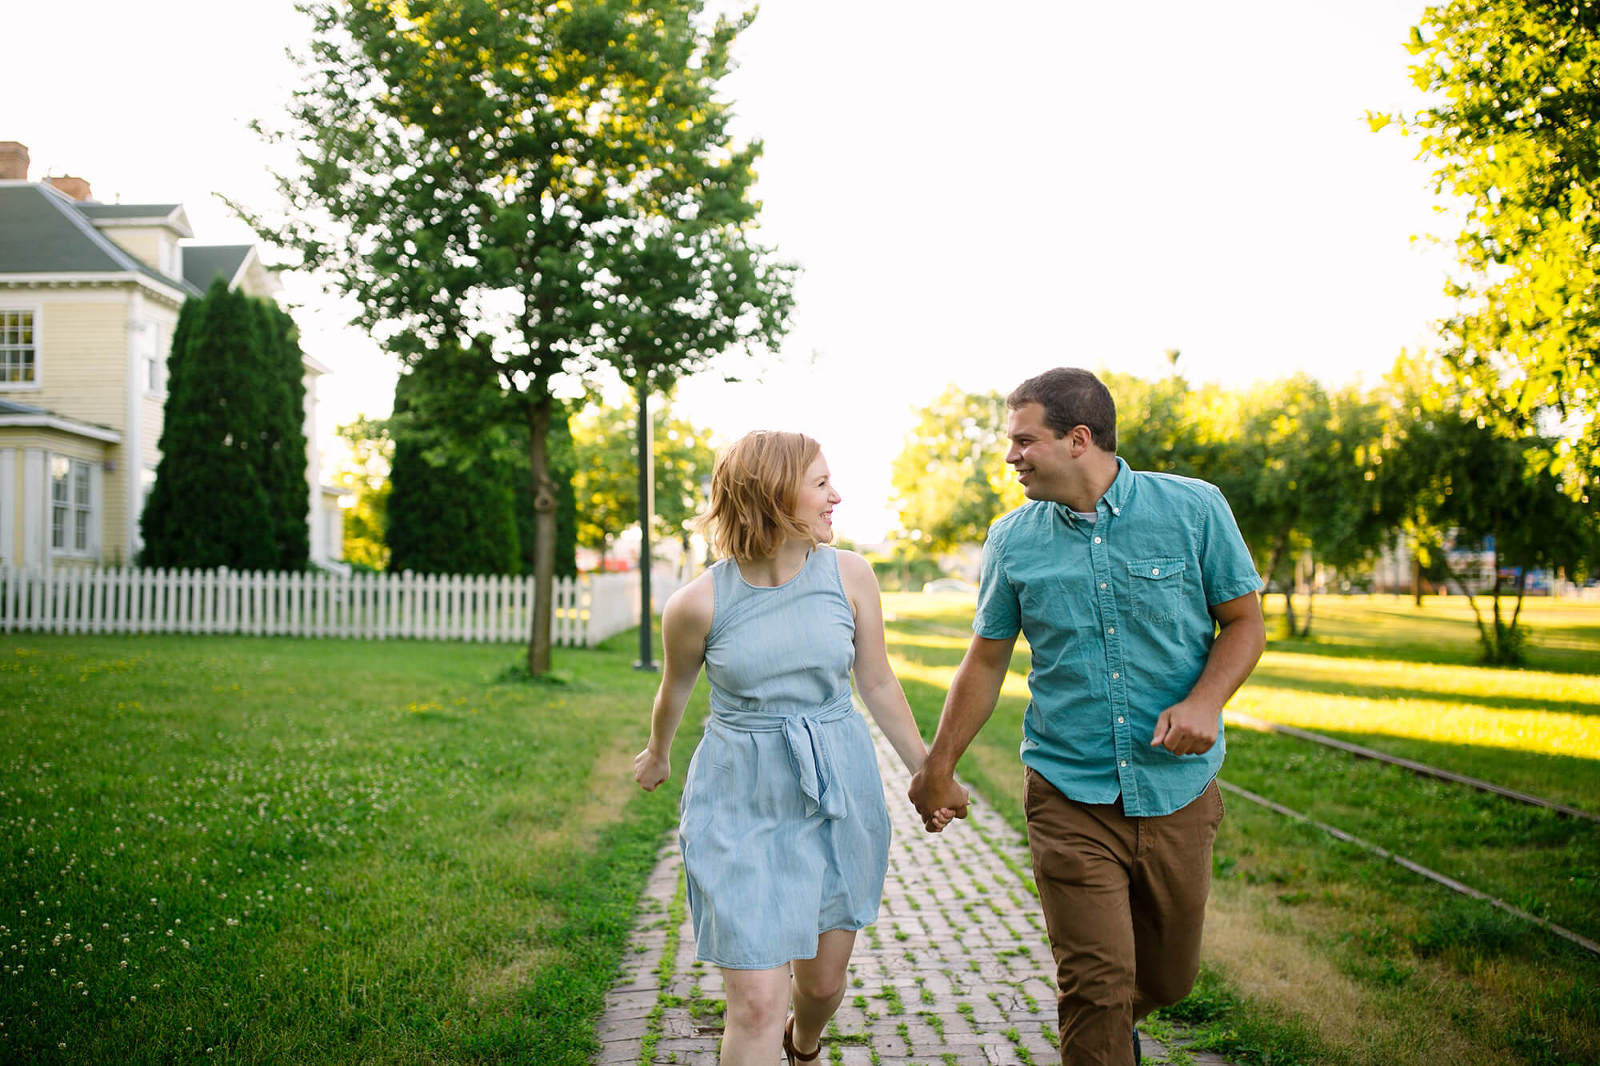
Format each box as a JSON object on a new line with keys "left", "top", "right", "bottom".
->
{"left": 1126, "top": 558, "right": 1186, "bottom": 622}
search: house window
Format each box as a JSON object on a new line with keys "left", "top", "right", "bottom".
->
{"left": 51, "top": 456, "right": 92, "bottom": 554}
{"left": 1, "top": 309, "right": 36, "bottom": 384}
{"left": 141, "top": 321, "right": 166, "bottom": 395}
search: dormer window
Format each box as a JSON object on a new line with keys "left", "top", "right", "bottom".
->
{"left": 160, "top": 239, "right": 180, "bottom": 279}
{"left": 0, "top": 309, "right": 36, "bottom": 385}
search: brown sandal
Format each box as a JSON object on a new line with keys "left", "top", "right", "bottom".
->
{"left": 783, "top": 1014, "right": 820, "bottom": 1064}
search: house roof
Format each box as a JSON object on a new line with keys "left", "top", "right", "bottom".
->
{"left": 0, "top": 181, "right": 201, "bottom": 297}
{"left": 75, "top": 202, "right": 184, "bottom": 220}
{"left": 0, "top": 397, "right": 122, "bottom": 443}
{"left": 76, "top": 202, "right": 192, "bottom": 236}
{"left": 182, "top": 244, "right": 254, "bottom": 291}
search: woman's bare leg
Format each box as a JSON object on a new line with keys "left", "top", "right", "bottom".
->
{"left": 788, "top": 929, "right": 858, "bottom": 1055}
{"left": 718, "top": 964, "right": 789, "bottom": 1065}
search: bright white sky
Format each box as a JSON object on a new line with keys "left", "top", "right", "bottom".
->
{"left": 7, "top": 0, "right": 1456, "bottom": 542}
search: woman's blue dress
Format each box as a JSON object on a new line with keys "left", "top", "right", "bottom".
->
{"left": 679, "top": 547, "right": 891, "bottom": 969}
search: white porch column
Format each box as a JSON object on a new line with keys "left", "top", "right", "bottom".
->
{"left": 22, "top": 448, "right": 46, "bottom": 570}
{"left": 88, "top": 460, "right": 104, "bottom": 561}
{"left": 125, "top": 291, "right": 145, "bottom": 560}
{"left": 0, "top": 447, "right": 14, "bottom": 568}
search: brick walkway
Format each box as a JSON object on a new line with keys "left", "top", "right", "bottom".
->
{"left": 594, "top": 712, "right": 1240, "bottom": 1065}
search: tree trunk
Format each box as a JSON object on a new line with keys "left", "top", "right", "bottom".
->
{"left": 1445, "top": 562, "right": 1492, "bottom": 656}
{"left": 1412, "top": 555, "right": 1424, "bottom": 607}
{"left": 1264, "top": 530, "right": 1292, "bottom": 637}
{"left": 1298, "top": 563, "right": 1317, "bottom": 638}
{"left": 526, "top": 396, "right": 558, "bottom": 676}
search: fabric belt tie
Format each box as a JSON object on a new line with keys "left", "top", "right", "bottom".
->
{"left": 709, "top": 691, "right": 857, "bottom": 820}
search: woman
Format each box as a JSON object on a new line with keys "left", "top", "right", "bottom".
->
{"left": 634, "top": 430, "right": 953, "bottom": 1066}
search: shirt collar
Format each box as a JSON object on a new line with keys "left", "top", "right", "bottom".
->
{"left": 1054, "top": 455, "right": 1132, "bottom": 522}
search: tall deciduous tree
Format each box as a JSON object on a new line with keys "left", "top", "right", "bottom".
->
{"left": 1382, "top": 1, "right": 1600, "bottom": 492}
{"left": 571, "top": 395, "right": 715, "bottom": 562}
{"left": 141, "top": 280, "right": 282, "bottom": 571}
{"left": 1385, "top": 356, "right": 1600, "bottom": 663}
{"left": 1200, "top": 376, "right": 1396, "bottom": 637}
{"left": 247, "top": 0, "right": 792, "bottom": 674}
{"left": 891, "top": 386, "right": 1023, "bottom": 554}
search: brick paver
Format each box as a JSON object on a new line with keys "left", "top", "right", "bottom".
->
{"left": 595, "top": 712, "right": 1240, "bottom": 1065}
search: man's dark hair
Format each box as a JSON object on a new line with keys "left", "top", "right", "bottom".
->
{"left": 1006, "top": 368, "right": 1118, "bottom": 452}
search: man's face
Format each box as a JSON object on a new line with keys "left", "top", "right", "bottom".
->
{"left": 1004, "top": 402, "right": 1075, "bottom": 502}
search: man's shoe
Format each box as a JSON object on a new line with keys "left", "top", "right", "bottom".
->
{"left": 1132, "top": 1026, "right": 1143, "bottom": 1064}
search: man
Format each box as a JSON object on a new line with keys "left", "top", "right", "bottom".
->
{"left": 908, "top": 368, "right": 1265, "bottom": 1066}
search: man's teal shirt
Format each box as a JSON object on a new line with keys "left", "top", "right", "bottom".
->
{"left": 973, "top": 457, "right": 1262, "bottom": 816}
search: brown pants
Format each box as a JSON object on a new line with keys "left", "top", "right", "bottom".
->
{"left": 1024, "top": 769, "right": 1224, "bottom": 1066}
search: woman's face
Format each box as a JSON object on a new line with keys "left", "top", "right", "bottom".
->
{"left": 795, "top": 451, "right": 842, "bottom": 544}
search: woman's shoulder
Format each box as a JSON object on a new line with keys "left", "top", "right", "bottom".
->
{"left": 828, "top": 547, "right": 879, "bottom": 598}
{"left": 663, "top": 569, "right": 716, "bottom": 633}
{"left": 829, "top": 546, "right": 872, "bottom": 578}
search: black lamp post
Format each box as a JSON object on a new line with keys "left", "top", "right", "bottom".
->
{"left": 634, "top": 375, "right": 657, "bottom": 672}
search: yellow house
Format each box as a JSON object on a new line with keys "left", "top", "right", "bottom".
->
{"left": 0, "top": 141, "right": 345, "bottom": 571}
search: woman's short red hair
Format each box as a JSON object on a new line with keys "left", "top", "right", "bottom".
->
{"left": 699, "top": 431, "right": 822, "bottom": 561}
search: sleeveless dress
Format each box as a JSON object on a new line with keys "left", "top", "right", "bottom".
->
{"left": 678, "top": 547, "right": 892, "bottom": 969}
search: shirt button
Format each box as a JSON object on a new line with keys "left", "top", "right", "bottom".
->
{"left": 1112, "top": 671, "right": 1120, "bottom": 679}
{"left": 1151, "top": 567, "right": 1160, "bottom": 575}
{"left": 1093, "top": 536, "right": 1102, "bottom": 544}
{"left": 1107, "top": 627, "right": 1115, "bottom": 635}
{"left": 1117, "top": 716, "right": 1124, "bottom": 723}
{"left": 1100, "top": 582, "right": 1107, "bottom": 589}
{"left": 1119, "top": 760, "right": 1128, "bottom": 768}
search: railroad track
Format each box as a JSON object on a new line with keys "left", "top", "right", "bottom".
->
{"left": 1223, "top": 713, "right": 1599, "bottom": 958}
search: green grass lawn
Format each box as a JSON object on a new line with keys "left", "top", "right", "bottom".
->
{"left": 4, "top": 594, "right": 1596, "bottom": 1066}
{"left": 0, "top": 631, "right": 702, "bottom": 1066}
{"left": 882, "top": 592, "right": 1600, "bottom": 1066}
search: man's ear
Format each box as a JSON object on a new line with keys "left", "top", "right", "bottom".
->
{"left": 1069, "top": 425, "right": 1093, "bottom": 456}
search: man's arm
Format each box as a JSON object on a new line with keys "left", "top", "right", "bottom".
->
{"left": 907, "top": 633, "right": 1018, "bottom": 829}
{"left": 1149, "top": 591, "right": 1265, "bottom": 755}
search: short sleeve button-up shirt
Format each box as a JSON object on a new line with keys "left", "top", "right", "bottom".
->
{"left": 973, "top": 457, "right": 1262, "bottom": 816}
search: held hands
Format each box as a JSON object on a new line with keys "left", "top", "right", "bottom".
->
{"left": 1149, "top": 699, "right": 1219, "bottom": 756}
{"left": 634, "top": 746, "right": 670, "bottom": 791}
{"left": 908, "top": 766, "right": 970, "bottom": 834}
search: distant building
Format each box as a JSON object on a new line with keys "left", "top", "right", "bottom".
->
{"left": 0, "top": 140, "right": 345, "bottom": 571}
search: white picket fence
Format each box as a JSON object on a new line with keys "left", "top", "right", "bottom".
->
{"left": 0, "top": 565, "right": 688, "bottom": 647}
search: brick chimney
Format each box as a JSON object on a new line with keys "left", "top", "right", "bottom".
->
{"left": 48, "top": 175, "right": 93, "bottom": 201}
{"left": 0, "top": 141, "right": 28, "bottom": 180}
